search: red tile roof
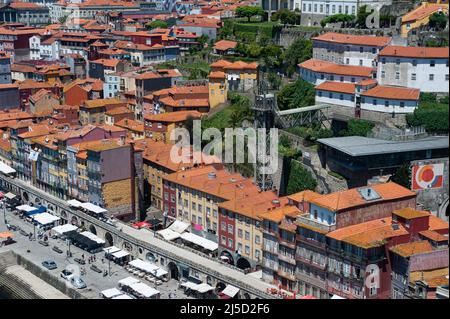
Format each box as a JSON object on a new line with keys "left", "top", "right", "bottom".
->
{"left": 299, "top": 59, "right": 375, "bottom": 77}
{"left": 312, "top": 32, "right": 391, "bottom": 47}
{"left": 379, "top": 46, "right": 449, "bottom": 59}
{"left": 361, "top": 85, "right": 420, "bottom": 101}
{"left": 315, "top": 81, "right": 356, "bottom": 94}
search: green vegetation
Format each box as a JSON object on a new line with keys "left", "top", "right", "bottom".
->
{"left": 286, "top": 161, "right": 317, "bottom": 195}
{"left": 390, "top": 163, "right": 411, "bottom": 189}
{"left": 235, "top": 6, "right": 265, "bottom": 22}
{"left": 155, "top": 59, "right": 210, "bottom": 79}
{"left": 320, "top": 14, "right": 355, "bottom": 28}
{"left": 267, "top": 72, "right": 282, "bottom": 90}
{"left": 328, "top": 171, "right": 345, "bottom": 180}
{"left": 339, "top": 119, "right": 375, "bottom": 137}
{"left": 429, "top": 12, "right": 448, "bottom": 31}
{"left": 282, "top": 38, "right": 313, "bottom": 76}
{"left": 277, "top": 79, "right": 315, "bottom": 110}
{"left": 147, "top": 20, "right": 168, "bottom": 30}
{"left": 279, "top": 135, "right": 302, "bottom": 159}
{"left": 356, "top": 5, "right": 373, "bottom": 28}
{"left": 202, "top": 93, "right": 253, "bottom": 132}
{"left": 271, "top": 9, "right": 299, "bottom": 25}
{"left": 425, "top": 38, "right": 449, "bottom": 47}
{"left": 406, "top": 94, "right": 449, "bottom": 134}
{"left": 287, "top": 125, "right": 333, "bottom": 143}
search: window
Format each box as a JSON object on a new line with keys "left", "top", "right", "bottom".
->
{"left": 329, "top": 92, "right": 333, "bottom": 99}
{"left": 385, "top": 101, "right": 389, "bottom": 107}
{"left": 412, "top": 60, "right": 417, "bottom": 67}
{"left": 381, "top": 71, "right": 386, "bottom": 78}
{"left": 245, "top": 245, "right": 250, "bottom": 255}
{"left": 237, "top": 243, "right": 242, "bottom": 253}
{"left": 221, "top": 236, "right": 226, "bottom": 245}
{"left": 228, "top": 238, "right": 233, "bottom": 248}
{"left": 339, "top": 94, "right": 344, "bottom": 100}
{"left": 346, "top": 58, "right": 350, "bottom": 65}
{"left": 340, "top": 76, "right": 344, "bottom": 82}
{"left": 318, "top": 91, "right": 322, "bottom": 97}
{"left": 245, "top": 231, "right": 250, "bottom": 240}
{"left": 396, "top": 59, "right": 400, "bottom": 65}
{"left": 430, "top": 60, "right": 435, "bottom": 67}
{"left": 381, "top": 58, "right": 386, "bottom": 64}
{"left": 255, "top": 235, "right": 260, "bottom": 244}
{"left": 221, "top": 221, "right": 226, "bottom": 231}
{"left": 429, "top": 74, "right": 434, "bottom": 81}
{"left": 351, "top": 77, "right": 355, "bottom": 83}
{"left": 228, "top": 224, "right": 233, "bottom": 234}
{"left": 372, "top": 48, "right": 376, "bottom": 54}
{"left": 411, "top": 73, "right": 416, "bottom": 81}
{"left": 359, "top": 59, "right": 363, "bottom": 66}
{"left": 446, "top": 74, "right": 449, "bottom": 81}
{"left": 395, "top": 72, "right": 400, "bottom": 80}
{"left": 238, "top": 229, "right": 243, "bottom": 238}
{"left": 373, "top": 99, "right": 377, "bottom": 106}
{"left": 400, "top": 102, "right": 405, "bottom": 108}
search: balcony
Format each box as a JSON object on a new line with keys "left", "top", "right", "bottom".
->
{"left": 278, "top": 237, "right": 296, "bottom": 250}
{"left": 277, "top": 269, "right": 296, "bottom": 282}
{"left": 262, "top": 227, "right": 277, "bottom": 237}
{"left": 297, "top": 215, "right": 336, "bottom": 233}
{"left": 263, "top": 245, "right": 278, "bottom": 255}
{"left": 296, "top": 255, "right": 327, "bottom": 271}
{"left": 296, "top": 234, "right": 326, "bottom": 250}
{"left": 262, "top": 260, "right": 278, "bottom": 271}
{"left": 296, "top": 271, "right": 326, "bottom": 290}
{"left": 277, "top": 253, "right": 296, "bottom": 265}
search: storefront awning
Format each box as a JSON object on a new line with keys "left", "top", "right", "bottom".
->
{"left": 112, "top": 294, "right": 133, "bottom": 299}
{"left": 101, "top": 288, "right": 123, "bottom": 299}
{"left": 157, "top": 228, "right": 181, "bottom": 241}
{"left": 129, "top": 282, "right": 159, "bottom": 298}
{"left": 52, "top": 224, "right": 78, "bottom": 235}
{"left": 0, "top": 162, "right": 16, "bottom": 175}
{"left": 32, "top": 212, "right": 60, "bottom": 225}
{"left": 80, "top": 202, "right": 107, "bottom": 214}
{"left": 180, "top": 232, "right": 218, "bottom": 251}
{"left": 111, "top": 250, "right": 130, "bottom": 259}
{"left": 103, "top": 246, "right": 121, "bottom": 254}
{"left": 67, "top": 199, "right": 83, "bottom": 208}
{"left": 4, "top": 192, "right": 16, "bottom": 200}
{"left": 118, "top": 277, "right": 140, "bottom": 287}
{"left": 221, "top": 284, "right": 240, "bottom": 298}
{"left": 80, "top": 231, "right": 105, "bottom": 244}
{"left": 16, "top": 204, "right": 36, "bottom": 212}
{"left": 168, "top": 220, "right": 190, "bottom": 234}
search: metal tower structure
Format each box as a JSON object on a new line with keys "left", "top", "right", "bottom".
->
{"left": 251, "top": 76, "right": 276, "bottom": 192}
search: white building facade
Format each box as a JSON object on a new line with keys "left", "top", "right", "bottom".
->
{"left": 377, "top": 46, "right": 449, "bottom": 93}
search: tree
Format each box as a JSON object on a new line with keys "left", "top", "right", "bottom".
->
{"left": 429, "top": 12, "right": 448, "bottom": 31}
{"left": 320, "top": 14, "right": 355, "bottom": 28}
{"left": 272, "top": 9, "right": 298, "bottom": 25}
{"left": 147, "top": 20, "right": 168, "bottom": 29}
{"left": 277, "top": 79, "right": 315, "bottom": 110}
{"left": 390, "top": 164, "right": 411, "bottom": 189}
{"left": 406, "top": 100, "right": 449, "bottom": 134}
{"left": 267, "top": 72, "right": 282, "bottom": 90}
{"left": 282, "top": 38, "right": 312, "bottom": 76}
{"left": 339, "top": 119, "right": 375, "bottom": 137}
{"left": 235, "top": 6, "right": 265, "bottom": 22}
{"left": 263, "top": 44, "right": 283, "bottom": 69}
{"left": 286, "top": 161, "right": 317, "bottom": 195}
{"left": 246, "top": 42, "right": 263, "bottom": 57}
{"left": 356, "top": 5, "right": 373, "bottom": 28}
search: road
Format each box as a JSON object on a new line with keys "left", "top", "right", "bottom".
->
{"left": 0, "top": 175, "right": 277, "bottom": 298}
{"left": 0, "top": 206, "right": 193, "bottom": 299}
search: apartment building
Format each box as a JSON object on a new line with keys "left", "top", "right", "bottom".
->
{"left": 79, "top": 98, "right": 127, "bottom": 125}
{"left": 209, "top": 60, "right": 259, "bottom": 92}
{"left": 312, "top": 32, "right": 392, "bottom": 67}
{"left": 377, "top": 46, "right": 449, "bottom": 93}
{"left": 0, "top": 51, "right": 11, "bottom": 84}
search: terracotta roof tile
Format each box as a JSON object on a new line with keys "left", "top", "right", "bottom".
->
{"left": 299, "top": 59, "right": 375, "bottom": 77}
{"left": 419, "top": 230, "right": 448, "bottom": 242}
{"left": 361, "top": 85, "right": 420, "bottom": 100}
{"left": 393, "top": 207, "right": 430, "bottom": 220}
{"left": 312, "top": 32, "right": 391, "bottom": 47}
{"left": 379, "top": 46, "right": 449, "bottom": 59}
{"left": 144, "top": 110, "right": 203, "bottom": 123}
{"left": 315, "top": 81, "right": 356, "bottom": 94}
{"left": 390, "top": 241, "right": 434, "bottom": 257}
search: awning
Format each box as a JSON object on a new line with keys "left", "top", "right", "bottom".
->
{"left": 331, "top": 294, "right": 346, "bottom": 299}
{"left": 80, "top": 202, "right": 107, "bottom": 214}
{"left": 129, "top": 282, "right": 159, "bottom": 298}
{"left": 101, "top": 288, "right": 123, "bottom": 299}
{"left": 103, "top": 246, "right": 121, "bottom": 254}
{"left": 67, "top": 199, "right": 83, "bottom": 207}
{"left": 118, "top": 277, "right": 140, "bottom": 287}
{"left": 52, "top": 224, "right": 78, "bottom": 235}
{"left": 112, "top": 294, "right": 133, "bottom": 299}
{"left": 180, "top": 232, "right": 218, "bottom": 251}
{"left": 0, "top": 231, "right": 13, "bottom": 239}
{"left": 80, "top": 231, "right": 105, "bottom": 244}
{"left": 155, "top": 268, "right": 168, "bottom": 278}
{"left": 168, "top": 220, "right": 190, "bottom": 234}
{"left": 129, "top": 259, "right": 159, "bottom": 273}
{"left": 4, "top": 192, "right": 16, "bottom": 200}
{"left": 0, "top": 162, "right": 16, "bottom": 175}
{"left": 180, "top": 281, "right": 198, "bottom": 289}
{"left": 221, "top": 284, "right": 240, "bottom": 298}
{"left": 194, "top": 283, "right": 214, "bottom": 294}
{"left": 16, "top": 204, "right": 36, "bottom": 212}
{"left": 157, "top": 228, "right": 181, "bottom": 241}
{"left": 111, "top": 250, "right": 130, "bottom": 259}
{"left": 32, "top": 212, "right": 60, "bottom": 225}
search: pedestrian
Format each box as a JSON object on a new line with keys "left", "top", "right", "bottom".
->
{"left": 101, "top": 258, "right": 104, "bottom": 264}
{"left": 82, "top": 254, "right": 84, "bottom": 260}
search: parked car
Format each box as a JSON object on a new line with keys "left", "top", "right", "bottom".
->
{"left": 38, "top": 240, "right": 49, "bottom": 247}
{"left": 70, "top": 276, "right": 87, "bottom": 289}
{"left": 74, "top": 258, "right": 85, "bottom": 265}
{"left": 42, "top": 260, "right": 57, "bottom": 270}
{"left": 60, "top": 269, "right": 73, "bottom": 280}
{"left": 19, "top": 229, "right": 28, "bottom": 237}
{"left": 52, "top": 246, "right": 63, "bottom": 254}
{"left": 90, "top": 265, "right": 102, "bottom": 273}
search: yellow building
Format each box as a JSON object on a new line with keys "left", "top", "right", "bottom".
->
{"left": 163, "top": 165, "right": 260, "bottom": 242}
{"left": 208, "top": 71, "right": 228, "bottom": 108}
{"left": 401, "top": 2, "right": 449, "bottom": 37}
{"left": 209, "top": 59, "right": 259, "bottom": 92}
